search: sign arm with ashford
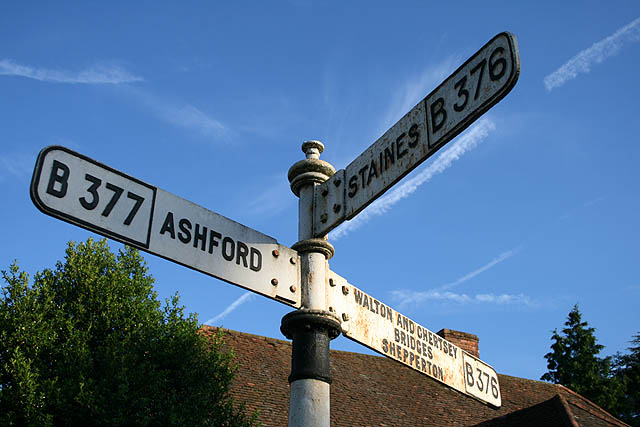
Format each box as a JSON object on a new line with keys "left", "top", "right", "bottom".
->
{"left": 327, "top": 269, "right": 502, "bottom": 408}
{"left": 30, "top": 145, "right": 302, "bottom": 308}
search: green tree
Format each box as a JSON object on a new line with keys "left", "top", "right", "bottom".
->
{"left": 0, "top": 238, "right": 257, "bottom": 426}
{"left": 541, "top": 304, "right": 622, "bottom": 412}
{"left": 612, "top": 333, "right": 640, "bottom": 426}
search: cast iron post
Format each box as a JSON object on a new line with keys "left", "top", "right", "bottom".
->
{"left": 281, "top": 141, "right": 341, "bottom": 427}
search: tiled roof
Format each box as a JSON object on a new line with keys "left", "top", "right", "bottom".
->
{"left": 200, "top": 326, "right": 627, "bottom": 427}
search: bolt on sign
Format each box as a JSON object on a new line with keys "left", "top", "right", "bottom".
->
{"left": 30, "top": 146, "right": 301, "bottom": 307}
{"left": 327, "top": 270, "right": 501, "bottom": 408}
{"left": 314, "top": 32, "right": 520, "bottom": 237}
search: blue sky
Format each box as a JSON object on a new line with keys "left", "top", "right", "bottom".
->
{"left": 1, "top": 2, "right": 639, "bottom": 382}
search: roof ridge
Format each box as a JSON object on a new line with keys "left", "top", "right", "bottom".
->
{"left": 555, "top": 384, "right": 630, "bottom": 426}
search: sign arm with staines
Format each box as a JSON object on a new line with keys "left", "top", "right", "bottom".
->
{"left": 314, "top": 32, "right": 519, "bottom": 237}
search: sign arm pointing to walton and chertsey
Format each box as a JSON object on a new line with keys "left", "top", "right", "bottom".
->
{"left": 30, "top": 145, "right": 302, "bottom": 308}
{"left": 314, "top": 32, "right": 520, "bottom": 237}
{"left": 326, "top": 269, "right": 502, "bottom": 408}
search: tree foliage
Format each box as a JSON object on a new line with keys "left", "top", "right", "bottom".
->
{"left": 0, "top": 238, "right": 257, "bottom": 426}
{"left": 541, "top": 304, "right": 635, "bottom": 420}
{"left": 612, "top": 333, "right": 640, "bottom": 426}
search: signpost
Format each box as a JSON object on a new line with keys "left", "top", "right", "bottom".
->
{"left": 30, "top": 32, "right": 520, "bottom": 426}
{"left": 30, "top": 146, "right": 301, "bottom": 308}
{"left": 314, "top": 32, "right": 520, "bottom": 237}
{"left": 327, "top": 270, "right": 501, "bottom": 407}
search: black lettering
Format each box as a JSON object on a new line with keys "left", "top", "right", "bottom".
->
{"left": 348, "top": 175, "right": 358, "bottom": 198}
{"left": 386, "top": 307, "right": 392, "bottom": 321}
{"left": 124, "top": 192, "right": 144, "bottom": 226}
{"left": 403, "top": 349, "right": 408, "bottom": 363}
{"left": 236, "top": 241, "right": 249, "bottom": 267}
{"left": 470, "top": 58, "right": 487, "bottom": 100}
{"left": 389, "top": 342, "right": 396, "bottom": 357}
{"left": 363, "top": 295, "right": 369, "bottom": 310}
{"left": 402, "top": 316, "right": 409, "bottom": 331}
{"left": 453, "top": 75, "right": 469, "bottom": 112}
{"left": 421, "top": 358, "right": 427, "bottom": 372}
{"left": 102, "top": 183, "right": 123, "bottom": 217}
{"left": 430, "top": 97, "right": 447, "bottom": 134}
{"left": 354, "top": 288, "right": 364, "bottom": 305}
{"left": 159, "top": 212, "right": 176, "bottom": 239}
{"left": 489, "top": 47, "right": 507, "bottom": 81}
{"left": 417, "top": 326, "right": 423, "bottom": 339}
{"left": 46, "top": 160, "right": 70, "bottom": 198}
{"left": 409, "top": 319, "right": 415, "bottom": 334}
{"left": 384, "top": 145, "right": 395, "bottom": 170}
{"left": 409, "top": 352, "right": 415, "bottom": 366}
{"left": 427, "top": 361, "right": 432, "bottom": 375}
{"left": 249, "top": 248, "right": 262, "bottom": 271}
{"left": 178, "top": 218, "right": 192, "bottom": 244}
{"left": 79, "top": 174, "right": 101, "bottom": 210}
{"left": 428, "top": 331, "right": 434, "bottom": 345}
{"left": 465, "top": 362, "right": 474, "bottom": 387}
{"left": 382, "top": 338, "right": 388, "bottom": 353}
{"left": 437, "top": 366, "right": 444, "bottom": 381}
{"left": 222, "top": 237, "right": 235, "bottom": 261}
{"left": 396, "top": 133, "right": 407, "bottom": 159}
{"left": 427, "top": 345, "right": 433, "bottom": 359}
{"left": 380, "top": 303, "right": 386, "bottom": 318}
{"left": 193, "top": 224, "right": 207, "bottom": 251}
{"left": 367, "top": 159, "right": 378, "bottom": 186}
{"left": 409, "top": 336, "right": 416, "bottom": 350}
{"left": 208, "top": 230, "right": 221, "bottom": 254}
{"left": 408, "top": 124, "right": 419, "bottom": 148}
{"left": 396, "top": 313, "right": 402, "bottom": 328}
{"left": 358, "top": 165, "right": 368, "bottom": 188}
{"left": 394, "top": 328, "right": 400, "bottom": 343}
{"left": 373, "top": 299, "right": 380, "bottom": 314}
{"left": 400, "top": 331, "right": 407, "bottom": 346}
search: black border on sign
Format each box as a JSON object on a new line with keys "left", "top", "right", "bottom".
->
{"left": 29, "top": 145, "right": 157, "bottom": 250}
{"left": 425, "top": 31, "right": 520, "bottom": 151}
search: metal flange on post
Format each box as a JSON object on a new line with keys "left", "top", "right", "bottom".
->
{"left": 282, "top": 141, "right": 341, "bottom": 427}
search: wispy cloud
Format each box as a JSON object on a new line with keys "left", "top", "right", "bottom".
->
{"left": 0, "top": 152, "right": 34, "bottom": 181}
{"left": 544, "top": 16, "right": 640, "bottom": 91}
{"left": 330, "top": 118, "right": 496, "bottom": 240}
{"left": 124, "top": 87, "right": 228, "bottom": 141}
{"left": 204, "top": 292, "right": 254, "bottom": 325}
{"left": 245, "top": 173, "right": 294, "bottom": 217}
{"left": 0, "top": 59, "right": 143, "bottom": 84}
{"left": 436, "top": 246, "right": 522, "bottom": 291}
{"left": 391, "top": 289, "right": 535, "bottom": 307}
{"left": 390, "top": 245, "right": 528, "bottom": 308}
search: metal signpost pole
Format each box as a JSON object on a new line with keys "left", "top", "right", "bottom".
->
{"left": 281, "top": 141, "right": 341, "bottom": 427}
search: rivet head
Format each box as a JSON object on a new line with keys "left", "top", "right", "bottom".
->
{"left": 342, "top": 286, "right": 349, "bottom": 295}
{"left": 342, "top": 313, "right": 350, "bottom": 321}
{"left": 321, "top": 188, "right": 329, "bottom": 197}
{"left": 289, "top": 257, "right": 297, "bottom": 265}
{"left": 334, "top": 178, "right": 342, "bottom": 187}
{"left": 329, "top": 306, "right": 335, "bottom": 313}
{"left": 333, "top": 203, "right": 341, "bottom": 213}
{"left": 272, "top": 249, "right": 279, "bottom": 257}
{"left": 290, "top": 285, "right": 297, "bottom": 293}
{"left": 329, "top": 278, "right": 335, "bottom": 287}
{"left": 320, "top": 213, "right": 328, "bottom": 223}
{"left": 271, "top": 278, "right": 278, "bottom": 286}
